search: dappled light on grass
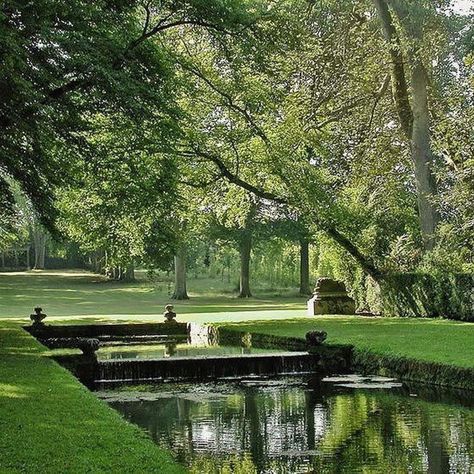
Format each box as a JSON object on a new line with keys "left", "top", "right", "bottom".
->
{"left": 0, "top": 270, "right": 306, "bottom": 322}
{"left": 0, "top": 383, "right": 28, "bottom": 399}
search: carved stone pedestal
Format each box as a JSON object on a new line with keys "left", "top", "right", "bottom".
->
{"left": 307, "top": 278, "right": 356, "bottom": 315}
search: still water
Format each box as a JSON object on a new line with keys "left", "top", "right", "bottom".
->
{"left": 101, "top": 375, "right": 474, "bottom": 473}
{"left": 97, "top": 342, "right": 282, "bottom": 360}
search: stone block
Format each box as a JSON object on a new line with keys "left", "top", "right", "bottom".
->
{"left": 307, "top": 278, "right": 356, "bottom": 315}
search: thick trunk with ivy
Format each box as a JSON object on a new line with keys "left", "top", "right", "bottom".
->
{"left": 239, "top": 231, "right": 252, "bottom": 298}
{"left": 172, "top": 245, "right": 189, "bottom": 300}
{"left": 299, "top": 240, "right": 312, "bottom": 295}
{"left": 374, "top": 0, "right": 439, "bottom": 250}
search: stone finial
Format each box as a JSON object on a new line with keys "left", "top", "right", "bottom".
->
{"left": 307, "top": 278, "right": 356, "bottom": 315}
{"left": 164, "top": 304, "right": 177, "bottom": 323}
{"left": 305, "top": 330, "right": 327, "bottom": 346}
{"left": 30, "top": 307, "right": 47, "bottom": 326}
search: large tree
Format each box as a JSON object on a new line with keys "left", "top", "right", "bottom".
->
{"left": 373, "top": 0, "right": 442, "bottom": 250}
{"left": 0, "top": 0, "right": 260, "bottom": 230}
{"left": 171, "top": 0, "right": 472, "bottom": 286}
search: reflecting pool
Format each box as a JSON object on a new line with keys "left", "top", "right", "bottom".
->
{"left": 97, "top": 342, "right": 283, "bottom": 360}
{"left": 101, "top": 375, "right": 474, "bottom": 473}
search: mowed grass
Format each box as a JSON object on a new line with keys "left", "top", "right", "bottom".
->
{"left": 2, "top": 270, "right": 472, "bottom": 369}
{"left": 0, "top": 322, "right": 185, "bottom": 473}
{"left": 221, "top": 317, "right": 474, "bottom": 369}
{"left": 0, "top": 269, "right": 306, "bottom": 324}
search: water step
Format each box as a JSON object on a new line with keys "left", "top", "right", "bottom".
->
{"left": 95, "top": 352, "right": 346, "bottom": 386}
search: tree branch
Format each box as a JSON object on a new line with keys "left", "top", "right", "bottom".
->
{"left": 312, "top": 96, "right": 369, "bottom": 131}
{"left": 180, "top": 148, "right": 286, "bottom": 203}
{"left": 367, "top": 73, "right": 391, "bottom": 131}
{"left": 177, "top": 173, "right": 224, "bottom": 188}
{"left": 22, "top": 15, "right": 236, "bottom": 120}
{"left": 179, "top": 147, "right": 383, "bottom": 280}
{"left": 178, "top": 60, "right": 270, "bottom": 146}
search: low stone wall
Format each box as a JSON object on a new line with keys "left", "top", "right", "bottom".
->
{"left": 25, "top": 322, "right": 188, "bottom": 339}
{"left": 216, "top": 326, "right": 474, "bottom": 391}
{"left": 53, "top": 354, "right": 99, "bottom": 389}
{"left": 217, "top": 327, "right": 353, "bottom": 372}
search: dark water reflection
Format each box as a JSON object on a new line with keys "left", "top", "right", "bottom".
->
{"left": 97, "top": 343, "right": 281, "bottom": 360}
{"left": 107, "top": 376, "right": 474, "bottom": 473}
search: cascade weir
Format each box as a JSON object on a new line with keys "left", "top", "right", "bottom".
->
{"left": 26, "top": 322, "right": 353, "bottom": 388}
{"left": 55, "top": 344, "right": 351, "bottom": 389}
{"left": 95, "top": 351, "right": 341, "bottom": 387}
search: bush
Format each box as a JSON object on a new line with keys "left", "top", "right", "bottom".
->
{"left": 377, "top": 273, "right": 473, "bottom": 321}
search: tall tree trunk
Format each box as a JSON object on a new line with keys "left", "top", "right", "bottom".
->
{"left": 239, "top": 231, "right": 252, "bottom": 298}
{"left": 122, "top": 265, "right": 135, "bottom": 282}
{"left": 93, "top": 250, "right": 105, "bottom": 274}
{"left": 374, "top": 0, "right": 439, "bottom": 250}
{"left": 172, "top": 244, "right": 189, "bottom": 300}
{"left": 32, "top": 227, "right": 47, "bottom": 269}
{"left": 26, "top": 247, "right": 30, "bottom": 269}
{"left": 410, "top": 61, "right": 439, "bottom": 250}
{"left": 299, "top": 239, "right": 312, "bottom": 296}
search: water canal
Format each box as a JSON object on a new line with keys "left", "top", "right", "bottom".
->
{"left": 98, "top": 374, "right": 474, "bottom": 473}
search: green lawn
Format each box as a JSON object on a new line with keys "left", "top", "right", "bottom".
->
{"left": 220, "top": 317, "right": 474, "bottom": 369}
{"left": 0, "top": 269, "right": 306, "bottom": 324}
{"left": 2, "top": 270, "right": 473, "bottom": 370}
{"left": 1, "top": 270, "right": 473, "bottom": 473}
{"left": 0, "top": 270, "right": 305, "bottom": 473}
{"left": 0, "top": 322, "right": 186, "bottom": 473}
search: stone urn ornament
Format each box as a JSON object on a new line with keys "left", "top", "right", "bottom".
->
{"left": 30, "top": 307, "right": 47, "bottom": 326}
{"left": 307, "top": 278, "right": 356, "bottom": 315}
{"left": 305, "top": 330, "right": 328, "bottom": 346}
{"left": 163, "top": 304, "right": 177, "bottom": 323}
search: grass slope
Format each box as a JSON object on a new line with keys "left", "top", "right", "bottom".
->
{"left": 0, "top": 322, "right": 186, "bottom": 474}
{"left": 0, "top": 270, "right": 305, "bottom": 323}
{"left": 220, "top": 317, "right": 474, "bottom": 369}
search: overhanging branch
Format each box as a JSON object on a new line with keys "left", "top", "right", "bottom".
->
{"left": 1, "top": 13, "right": 237, "bottom": 128}
{"left": 179, "top": 147, "right": 383, "bottom": 280}
{"left": 178, "top": 60, "right": 270, "bottom": 146}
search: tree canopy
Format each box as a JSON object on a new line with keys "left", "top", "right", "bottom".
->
{"left": 1, "top": 0, "right": 472, "bottom": 304}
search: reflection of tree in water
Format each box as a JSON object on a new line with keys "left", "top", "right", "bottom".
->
{"left": 309, "top": 393, "right": 474, "bottom": 474}
{"left": 110, "top": 385, "right": 474, "bottom": 473}
{"left": 164, "top": 342, "right": 177, "bottom": 357}
{"left": 244, "top": 389, "right": 264, "bottom": 472}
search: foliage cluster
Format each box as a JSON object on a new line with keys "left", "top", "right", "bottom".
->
{"left": 1, "top": 0, "right": 473, "bottom": 315}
